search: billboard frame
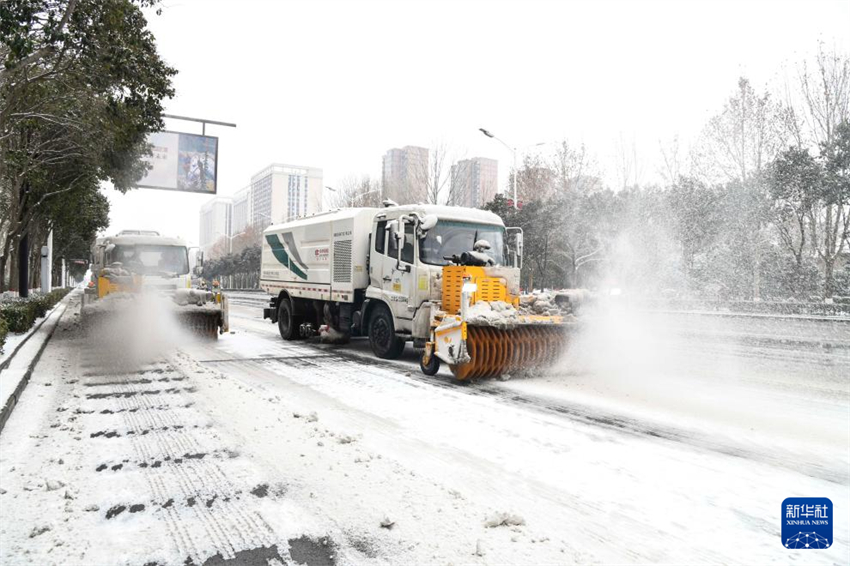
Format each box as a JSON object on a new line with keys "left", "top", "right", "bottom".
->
{"left": 136, "top": 129, "right": 220, "bottom": 195}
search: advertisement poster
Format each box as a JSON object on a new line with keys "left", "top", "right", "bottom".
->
{"left": 137, "top": 131, "right": 218, "bottom": 194}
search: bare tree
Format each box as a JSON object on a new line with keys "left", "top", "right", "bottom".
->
{"left": 550, "top": 140, "right": 601, "bottom": 196}
{"left": 230, "top": 224, "right": 264, "bottom": 254}
{"left": 327, "top": 175, "right": 382, "bottom": 209}
{"left": 410, "top": 140, "right": 467, "bottom": 205}
{"left": 512, "top": 153, "right": 555, "bottom": 203}
{"left": 210, "top": 237, "right": 229, "bottom": 260}
{"left": 798, "top": 45, "right": 850, "bottom": 148}
{"left": 658, "top": 135, "right": 683, "bottom": 185}
{"left": 692, "top": 78, "right": 787, "bottom": 184}
{"left": 612, "top": 134, "right": 643, "bottom": 190}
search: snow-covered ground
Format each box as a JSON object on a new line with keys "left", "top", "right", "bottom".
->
{"left": 0, "top": 294, "right": 848, "bottom": 565}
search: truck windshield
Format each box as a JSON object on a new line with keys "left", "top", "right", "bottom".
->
{"left": 419, "top": 221, "right": 507, "bottom": 266}
{"left": 111, "top": 245, "right": 189, "bottom": 275}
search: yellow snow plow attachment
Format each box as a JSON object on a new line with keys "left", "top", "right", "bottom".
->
{"left": 421, "top": 266, "right": 576, "bottom": 380}
{"left": 452, "top": 324, "right": 568, "bottom": 379}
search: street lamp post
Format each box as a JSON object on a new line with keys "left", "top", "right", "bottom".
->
{"left": 324, "top": 186, "right": 339, "bottom": 209}
{"left": 479, "top": 128, "right": 517, "bottom": 209}
{"left": 252, "top": 210, "right": 273, "bottom": 229}
{"left": 479, "top": 128, "right": 546, "bottom": 210}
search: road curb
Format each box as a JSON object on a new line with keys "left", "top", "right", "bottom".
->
{"left": 0, "top": 300, "right": 64, "bottom": 372}
{"left": 0, "top": 294, "right": 71, "bottom": 435}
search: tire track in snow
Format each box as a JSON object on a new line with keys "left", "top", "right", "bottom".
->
{"left": 77, "top": 347, "right": 281, "bottom": 565}
{"left": 115, "top": 372, "right": 258, "bottom": 561}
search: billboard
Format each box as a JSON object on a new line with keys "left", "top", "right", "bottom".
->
{"left": 138, "top": 131, "right": 218, "bottom": 194}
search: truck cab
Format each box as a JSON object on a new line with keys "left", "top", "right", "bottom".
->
{"left": 91, "top": 231, "right": 195, "bottom": 297}
{"left": 366, "top": 205, "right": 522, "bottom": 345}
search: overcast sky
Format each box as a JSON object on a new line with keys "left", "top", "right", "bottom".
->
{"left": 105, "top": 0, "right": 850, "bottom": 245}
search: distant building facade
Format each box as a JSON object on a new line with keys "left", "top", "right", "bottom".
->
{"left": 199, "top": 196, "right": 232, "bottom": 258}
{"left": 231, "top": 186, "right": 252, "bottom": 235}
{"left": 450, "top": 157, "right": 498, "bottom": 208}
{"left": 382, "top": 146, "right": 428, "bottom": 204}
{"left": 250, "top": 163, "right": 323, "bottom": 226}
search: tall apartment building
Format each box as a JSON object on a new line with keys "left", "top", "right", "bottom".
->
{"left": 198, "top": 196, "right": 232, "bottom": 258}
{"left": 231, "top": 186, "right": 252, "bottom": 236}
{"left": 450, "top": 157, "right": 499, "bottom": 208}
{"left": 381, "top": 146, "right": 429, "bottom": 204}
{"left": 250, "top": 163, "right": 323, "bottom": 226}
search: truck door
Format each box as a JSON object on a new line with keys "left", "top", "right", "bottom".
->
{"left": 370, "top": 219, "right": 387, "bottom": 288}
{"left": 382, "top": 217, "right": 416, "bottom": 321}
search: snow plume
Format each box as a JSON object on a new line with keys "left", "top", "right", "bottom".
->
{"left": 84, "top": 292, "right": 191, "bottom": 371}
{"left": 600, "top": 205, "right": 685, "bottom": 298}
{"left": 543, "top": 218, "right": 768, "bottom": 430}
{"left": 552, "top": 302, "right": 764, "bottom": 426}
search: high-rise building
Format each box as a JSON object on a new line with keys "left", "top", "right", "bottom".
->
{"left": 231, "top": 186, "right": 252, "bottom": 236}
{"left": 450, "top": 157, "right": 499, "bottom": 208}
{"left": 250, "top": 163, "right": 323, "bottom": 227}
{"left": 382, "top": 146, "right": 428, "bottom": 204}
{"left": 199, "top": 196, "right": 232, "bottom": 258}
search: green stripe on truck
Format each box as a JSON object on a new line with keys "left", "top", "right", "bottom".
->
{"left": 265, "top": 234, "right": 308, "bottom": 280}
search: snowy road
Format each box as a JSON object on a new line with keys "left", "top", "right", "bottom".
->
{"left": 1, "top": 292, "right": 848, "bottom": 565}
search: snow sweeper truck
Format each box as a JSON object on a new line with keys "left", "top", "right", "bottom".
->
{"left": 82, "top": 230, "right": 229, "bottom": 338}
{"left": 261, "top": 203, "right": 579, "bottom": 379}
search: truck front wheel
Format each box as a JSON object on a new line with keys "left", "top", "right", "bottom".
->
{"left": 368, "top": 304, "right": 405, "bottom": 359}
{"left": 278, "top": 298, "right": 302, "bottom": 340}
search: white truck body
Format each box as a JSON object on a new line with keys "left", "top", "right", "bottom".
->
{"left": 260, "top": 208, "right": 377, "bottom": 304}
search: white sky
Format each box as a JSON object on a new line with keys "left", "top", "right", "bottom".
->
{"left": 105, "top": 0, "right": 850, "bottom": 245}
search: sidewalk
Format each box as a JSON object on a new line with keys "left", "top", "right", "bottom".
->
{"left": 0, "top": 292, "right": 72, "bottom": 433}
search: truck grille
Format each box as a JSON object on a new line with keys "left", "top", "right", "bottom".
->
{"left": 333, "top": 240, "right": 352, "bottom": 283}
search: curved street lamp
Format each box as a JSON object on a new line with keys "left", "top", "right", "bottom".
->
{"left": 479, "top": 128, "right": 546, "bottom": 209}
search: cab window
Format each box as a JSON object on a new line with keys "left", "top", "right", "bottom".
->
{"left": 387, "top": 224, "right": 399, "bottom": 258}
{"left": 401, "top": 222, "right": 414, "bottom": 264}
{"left": 375, "top": 220, "right": 386, "bottom": 253}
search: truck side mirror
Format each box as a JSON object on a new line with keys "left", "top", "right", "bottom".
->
{"left": 194, "top": 251, "right": 205, "bottom": 276}
{"left": 507, "top": 227, "right": 523, "bottom": 269}
{"left": 395, "top": 217, "right": 413, "bottom": 273}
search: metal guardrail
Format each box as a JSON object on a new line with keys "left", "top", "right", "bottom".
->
{"left": 224, "top": 291, "right": 270, "bottom": 307}
{"left": 630, "top": 298, "right": 850, "bottom": 318}
{"left": 639, "top": 309, "right": 850, "bottom": 324}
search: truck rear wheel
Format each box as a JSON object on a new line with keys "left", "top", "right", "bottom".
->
{"left": 368, "top": 304, "right": 405, "bottom": 359}
{"left": 278, "top": 298, "right": 302, "bottom": 340}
